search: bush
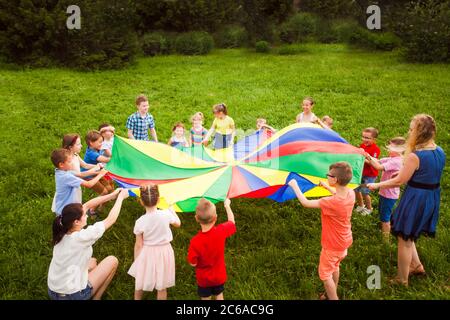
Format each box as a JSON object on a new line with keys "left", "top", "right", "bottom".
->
{"left": 255, "top": 41, "right": 270, "bottom": 53}
{"left": 0, "top": 0, "right": 140, "bottom": 70}
{"left": 279, "top": 13, "right": 319, "bottom": 44}
{"left": 174, "top": 32, "right": 214, "bottom": 55}
{"left": 348, "top": 27, "right": 400, "bottom": 51}
{"left": 315, "top": 19, "right": 338, "bottom": 43}
{"left": 331, "top": 20, "right": 360, "bottom": 43}
{"left": 393, "top": 1, "right": 450, "bottom": 63}
{"left": 214, "top": 26, "right": 248, "bottom": 48}
{"left": 140, "top": 32, "right": 177, "bottom": 56}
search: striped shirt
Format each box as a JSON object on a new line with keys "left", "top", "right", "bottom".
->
{"left": 190, "top": 127, "right": 208, "bottom": 144}
{"left": 126, "top": 112, "right": 155, "bottom": 141}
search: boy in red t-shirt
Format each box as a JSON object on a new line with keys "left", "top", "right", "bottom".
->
{"left": 288, "top": 162, "right": 355, "bottom": 300}
{"left": 187, "top": 198, "right": 236, "bottom": 300}
{"left": 355, "top": 127, "right": 380, "bottom": 215}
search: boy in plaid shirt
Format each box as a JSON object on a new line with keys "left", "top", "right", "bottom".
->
{"left": 126, "top": 94, "right": 158, "bottom": 142}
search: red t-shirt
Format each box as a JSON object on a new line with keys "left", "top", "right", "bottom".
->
{"left": 187, "top": 221, "right": 236, "bottom": 287}
{"left": 319, "top": 189, "right": 355, "bottom": 251}
{"left": 360, "top": 143, "right": 380, "bottom": 177}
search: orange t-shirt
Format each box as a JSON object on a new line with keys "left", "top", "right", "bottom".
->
{"left": 318, "top": 189, "right": 355, "bottom": 251}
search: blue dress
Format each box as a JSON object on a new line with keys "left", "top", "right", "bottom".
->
{"left": 391, "top": 146, "right": 446, "bottom": 241}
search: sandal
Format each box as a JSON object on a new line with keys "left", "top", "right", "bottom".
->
{"left": 389, "top": 276, "right": 408, "bottom": 287}
{"left": 409, "top": 264, "right": 427, "bottom": 277}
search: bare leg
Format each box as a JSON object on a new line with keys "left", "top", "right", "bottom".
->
{"left": 88, "top": 258, "right": 98, "bottom": 272}
{"left": 215, "top": 293, "right": 224, "bottom": 300}
{"left": 332, "top": 269, "right": 340, "bottom": 288}
{"left": 409, "top": 242, "right": 424, "bottom": 272}
{"left": 134, "top": 290, "right": 144, "bottom": 300}
{"left": 157, "top": 289, "right": 167, "bottom": 300}
{"left": 201, "top": 296, "right": 212, "bottom": 300}
{"left": 88, "top": 256, "right": 119, "bottom": 300}
{"left": 381, "top": 222, "right": 391, "bottom": 234}
{"left": 363, "top": 194, "right": 372, "bottom": 210}
{"left": 323, "top": 278, "right": 338, "bottom": 300}
{"left": 396, "top": 237, "right": 412, "bottom": 285}
{"left": 355, "top": 191, "right": 364, "bottom": 207}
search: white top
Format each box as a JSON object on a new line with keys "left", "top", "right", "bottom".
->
{"left": 71, "top": 154, "right": 82, "bottom": 172}
{"left": 296, "top": 112, "right": 317, "bottom": 123}
{"left": 134, "top": 209, "right": 180, "bottom": 246}
{"left": 101, "top": 138, "right": 114, "bottom": 152}
{"left": 48, "top": 221, "right": 105, "bottom": 294}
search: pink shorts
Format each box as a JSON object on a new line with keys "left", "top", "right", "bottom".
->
{"left": 318, "top": 248, "right": 348, "bottom": 281}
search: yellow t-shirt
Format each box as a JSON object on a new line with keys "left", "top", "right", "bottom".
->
{"left": 212, "top": 115, "right": 235, "bottom": 135}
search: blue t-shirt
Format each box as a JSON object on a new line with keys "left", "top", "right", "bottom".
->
{"left": 54, "top": 169, "right": 83, "bottom": 215}
{"left": 84, "top": 148, "right": 105, "bottom": 166}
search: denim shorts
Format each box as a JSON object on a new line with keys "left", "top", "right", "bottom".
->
{"left": 355, "top": 176, "right": 376, "bottom": 195}
{"left": 48, "top": 282, "right": 93, "bottom": 300}
{"left": 378, "top": 195, "right": 397, "bottom": 223}
{"left": 213, "top": 133, "right": 232, "bottom": 149}
{"left": 197, "top": 283, "right": 225, "bottom": 298}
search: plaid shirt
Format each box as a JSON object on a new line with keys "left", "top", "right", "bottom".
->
{"left": 126, "top": 112, "right": 155, "bottom": 141}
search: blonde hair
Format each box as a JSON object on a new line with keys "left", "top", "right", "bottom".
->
{"left": 363, "top": 127, "right": 379, "bottom": 139}
{"left": 191, "top": 112, "right": 204, "bottom": 122}
{"left": 140, "top": 184, "right": 159, "bottom": 207}
{"left": 303, "top": 97, "right": 315, "bottom": 105}
{"left": 195, "top": 198, "right": 216, "bottom": 224}
{"left": 406, "top": 114, "right": 436, "bottom": 154}
{"left": 257, "top": 118, "right": 267, "bottom": 124}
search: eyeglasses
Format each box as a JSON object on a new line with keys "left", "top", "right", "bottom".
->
{"left": 362, "top": 136, "right": 372, "bottom": 140}
{"left": 326, "top": 173, "right": 336, "bottom": 178}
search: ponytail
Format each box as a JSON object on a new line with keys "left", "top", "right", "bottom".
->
{"left": 52, "top": 203, "right": 83, "bottom": 246}
{"left": 140, "top": 184, "right": 159, "bottom": 208}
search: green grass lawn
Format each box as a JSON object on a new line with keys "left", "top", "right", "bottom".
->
{"left": 0, "top": 44, "right": 449, "bottom": 299}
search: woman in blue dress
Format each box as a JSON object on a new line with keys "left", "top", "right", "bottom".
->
{"left": 368, "top": 114, "right": 446, "bottom": 286}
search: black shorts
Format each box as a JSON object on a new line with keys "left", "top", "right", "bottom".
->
{"left": 197, "top": 283, "right": 225, "bottom": 298}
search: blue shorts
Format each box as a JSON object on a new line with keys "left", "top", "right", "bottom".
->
{"left": 214, "top": 133, "right": 232, "bottom": 149}
{"left": 379, "top": 195, "right": 397, "bottom": 223}
{"left": 197, "top": 283, "right": 225, "bottom": 298}
{"left": 355, "top": 176, "right": 376, "bottom": 195}
{"left": 48, "top": 282, "right": 93, "bottom": 300}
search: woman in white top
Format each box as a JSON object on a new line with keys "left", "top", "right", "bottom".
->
{"left": 128, "top": 184, "right": 181, "bottom": 300}
{"left": 48, "top": 188, "right": 129, "bottom": 300}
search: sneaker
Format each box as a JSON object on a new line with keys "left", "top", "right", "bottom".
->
{"left": 361, "top": 208, "right": 373, "bottom": 215}
{"left": 354, "top": 206, "right": 366, "bottom": 213}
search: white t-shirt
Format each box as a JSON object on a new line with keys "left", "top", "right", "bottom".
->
{"left": 48, "top": 221, "right": 105, "bottom": 294}
{"left": 101, "top": 138, "right": 114, "bottom": 152}
{"left": 134, "top": 209, "right": 180, "bottom": 246}
{"left": 296, "top": 112, "right": 317, "bottom": 123}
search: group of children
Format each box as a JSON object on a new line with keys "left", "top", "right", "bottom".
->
{"left": 49, "top": 94, "right": 409, "bottom": 301}
{"left": 126, "top": 95, "right": 333, "bottom": 151}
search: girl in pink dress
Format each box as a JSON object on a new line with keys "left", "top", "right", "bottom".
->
{"left": 128, "top": 184, "right": 181, "bottom": 300}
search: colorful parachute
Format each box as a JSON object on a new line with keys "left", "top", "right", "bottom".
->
{"left": 106, "top": 123, "right": 365, "bottom": 212}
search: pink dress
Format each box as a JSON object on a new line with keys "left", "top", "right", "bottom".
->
{"left": 128, "top": 209, "right": 180, "bottom": 291}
